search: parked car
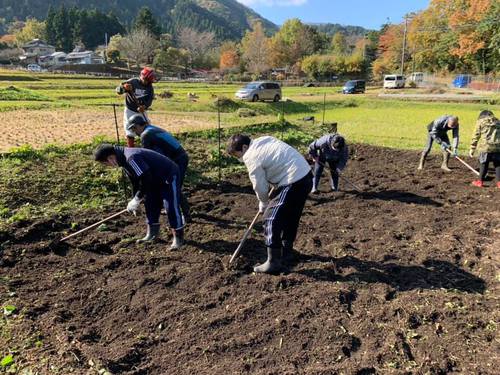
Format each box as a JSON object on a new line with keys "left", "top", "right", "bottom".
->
{"left": 235, "top": 81, "right": 282, "bottom": 102}
{"left": 342, "top": 80, "right": 366, "bottom": 94}
{"left": 408, "top": 72, "right": 424, "bottom": 84}
{"left": 452, "top": 74, "right": 472, "bottom": 88}
{"left": 27, "top": 64, "right": 42, "bottom": 72}
{"left": 383, "top": 74, "right": 405, "bottom": 89}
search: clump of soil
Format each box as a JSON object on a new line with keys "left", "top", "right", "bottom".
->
{"left": 1, "top": 145, "right": 498, "bottom": 374}
{"left": 158, "top": 90, "right": 174, "bottom": 99}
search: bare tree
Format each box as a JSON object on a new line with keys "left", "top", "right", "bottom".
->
{"left": 120, "top": 28, "right": 159, "bottom": 67}
{"left": 178, "top": 27, "right": 215, "bottom": 68}
{"left": 241, "top": 22, "right": 271, "bottom": 76}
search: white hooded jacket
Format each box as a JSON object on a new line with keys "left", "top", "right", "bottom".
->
{"left": 242, "top": 136, "right": 311, "bottom": 204}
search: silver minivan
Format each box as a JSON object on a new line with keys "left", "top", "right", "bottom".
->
{"left": 235, "top": 81, "right": 282, "bottom": 102}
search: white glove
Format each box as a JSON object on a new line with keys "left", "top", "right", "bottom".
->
{"left": 336, "top": 168, "right": 342, "bottom": 174}
{"left": 469, "top": 150, "right": 474, "bottom": 157}
{"left": 127, "top": 196, "right": 141, "bottom": 215}
{"left": 258, "top": 201, "right": 268, "bottom": 214}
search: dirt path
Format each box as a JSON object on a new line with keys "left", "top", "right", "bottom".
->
{"left": 1, "top": 145, "right": 499, "bottom": 374}
{"left": 0, "top": 109, "right": 215, "bottom": 152}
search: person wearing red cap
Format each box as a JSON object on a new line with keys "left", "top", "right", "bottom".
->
{"left": 116, "top": 67, "right": 157, "bottom": 147}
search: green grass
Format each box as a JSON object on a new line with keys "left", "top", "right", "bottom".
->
{"left": 1, "top": 68, "right": 499, "bottom": 154}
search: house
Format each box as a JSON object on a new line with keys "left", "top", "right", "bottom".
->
{"left": 65, "top": 50, "right": 104, "bottom": 65}
{"left": 20, "top": 39, "right": 55, "bottom": 64}
{"left": 39, "top": 52, "right": 67, "bottom": 67}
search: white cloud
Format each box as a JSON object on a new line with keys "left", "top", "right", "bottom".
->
{"left": 237, "top": 0, "right": 308, "bottom": 6}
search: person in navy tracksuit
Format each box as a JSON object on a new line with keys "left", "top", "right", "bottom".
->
{"left": 126, "top": 115, "right": 191, "bottom": 222}
{"left": 308, "top": 133, "right": 349, "bottom": 193}
{"left": 94, "top": 143, "right": 184, "bottom": 250}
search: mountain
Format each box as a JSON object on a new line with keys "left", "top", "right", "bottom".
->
{"left": 0, "top": 0, "right": 278, "bottom": 40}
{"left": 309, "top": 23, "right": 371, "bottom": 38}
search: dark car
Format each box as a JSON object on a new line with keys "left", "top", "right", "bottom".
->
{"left": 342, "top": 80, "right": 366, "bottom": 94}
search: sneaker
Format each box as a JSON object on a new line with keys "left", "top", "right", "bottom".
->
{"left": 471, "top": 180, "right": 483, "bottom": 187}
{"left": 311, "top": 187, "right": 319, "bottom": 194}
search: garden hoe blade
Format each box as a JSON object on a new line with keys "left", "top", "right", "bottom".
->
{"left": 446, "top": 149, "right": 480, "bottom": 176}
{"left": 49, "top": 209, "right": 128, "bottom": 253}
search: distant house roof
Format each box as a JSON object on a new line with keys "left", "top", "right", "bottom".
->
{"left": 51, "top": 52, "right": 67, "bottom": 58}
{"left": 22, "top": 39, "right": 54, "bottom": 49}
{"left": 66, "top": 51, "right": 93, "bottom": 59}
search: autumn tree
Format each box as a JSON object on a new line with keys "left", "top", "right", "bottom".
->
{"left": 219, "top": 41, "right": 240, "bottom": 72}
{"left": 241, "top": 22, "right": 271, "bottom": 76}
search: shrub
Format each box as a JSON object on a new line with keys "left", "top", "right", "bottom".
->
{"left": 237, "top": 108, "right": 256, "bottom": 117}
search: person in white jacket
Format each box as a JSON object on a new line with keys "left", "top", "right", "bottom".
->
{"left": 227, "top": 134, "right": 313, "bottom": 274}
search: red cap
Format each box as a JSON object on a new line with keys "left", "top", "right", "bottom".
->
{"left": 140, "top": 67, "right": 157, "bottom": 83}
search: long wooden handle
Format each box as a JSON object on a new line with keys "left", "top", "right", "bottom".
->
{"left": 446, "top": 149, "right": 480, "bottom": 176}
{"left": 229, "top": 211, "right": 261, "bottom": 264}
{"left": 229, "top": 187, "right": 275, "bottom": 265}
{"left": 316, "top": 161, "right": 362, "bottom": 192}
{"left": 60, "top": 209, "right": 128, "bottom": 242}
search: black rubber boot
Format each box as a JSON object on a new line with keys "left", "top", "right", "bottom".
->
{"left": 180, "top": 194, "right": 191, "bottom": 223}
{"left": 170, "top": 228, "right": 184, "bottom": 250}
{"left": 441, "top": 151, "right": 451, "bottom": 172}
{"left": 417, "top": 153, "right": 426, "bottom": 170}
{"left": 137, "top": 224, "right": 160, "bottom": 243}
{"left": 254, "top": 247, "right": 282, "bottom": 274}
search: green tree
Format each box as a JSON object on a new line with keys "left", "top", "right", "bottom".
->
{"left": 270, "top": 19, "right": 322, "bottom": 68}
{"left": 133, "top": 7, "right": 162, "bottom": 37}
{"left": 45, "top": 5, "right": 57, "bottom": 46}
{"left": 153, "top": 47, "right": 190, "bottom": 76}
{"left": 14, "top": 18, "right": 46, "bottom": 46}
{"left": 49, "top": 5, "right": 73, "bottom": 52}
{"left": 331, "top": 32, "right": 347, "bottom": 55}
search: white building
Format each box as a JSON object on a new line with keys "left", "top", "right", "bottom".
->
{"left": 65, "top": 50, "right": 104, "bottom": 65}
{"left": 39, "top": 52, "right": 67, "bottom": 67}
{"left": 20, "top": 39, "right": 55, "bottom": 65}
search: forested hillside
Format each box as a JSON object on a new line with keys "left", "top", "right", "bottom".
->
{"left": 0, "top": 0, "right": 277, "bottom": 40}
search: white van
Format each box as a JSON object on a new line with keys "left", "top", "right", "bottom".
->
{"left": 384, "top": 74, "right": 405, "bottom": 89}
{"left": 409, "top": 72, "right": 424, "bottom": 83}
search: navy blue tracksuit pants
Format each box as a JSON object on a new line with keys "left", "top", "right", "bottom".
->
{"left": 263, "top": 173, "right": 312, "bottom": 249}
{"left": 314, "top": 158, "right": 340, "bottom": 190}
{"left": 144, "top": 175, "right": 184, "bottom": 230}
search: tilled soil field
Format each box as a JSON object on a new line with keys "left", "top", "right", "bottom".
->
{"left": 1, "top": 145, "right": 499, "bottom": 374}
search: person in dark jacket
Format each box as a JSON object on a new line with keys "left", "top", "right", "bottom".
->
{"left": 126, "top": 115, "right": 191, "bottom": 221}
{"left": 94, "top": 143, "right": 184, "bottom": 250}
{"left": 116, "top": 67, "right": 156, "bottom": 147}
{"left": 308, "top": 133, "right": 349, "bottom": 193}
{"left": 418, "top": 115, "right": 459, "bottom": 171}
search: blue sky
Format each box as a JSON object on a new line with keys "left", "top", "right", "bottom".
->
{"left": 237, "top": 0, "right": 430, "bottom": 29}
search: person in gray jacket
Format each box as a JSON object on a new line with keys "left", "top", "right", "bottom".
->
{"left": 418, "top": 115, "right": 459, "bottom": 171}
{"left": 227, "top": 134, "right": 312, "bottom": 274}
{"left": 308, "top": 133, "right": 348, "bottom": 193}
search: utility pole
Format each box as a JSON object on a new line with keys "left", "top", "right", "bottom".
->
{"left": 400, "top": 15, "right": 408, "bottom": 76}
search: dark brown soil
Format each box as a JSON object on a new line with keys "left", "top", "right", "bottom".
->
{"left": 1, "top": 145, "right": 499, "bottom": 374}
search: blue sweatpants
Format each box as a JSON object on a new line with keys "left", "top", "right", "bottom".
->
{"left": 144, "top": 175, "right": 184, "bottom": 230}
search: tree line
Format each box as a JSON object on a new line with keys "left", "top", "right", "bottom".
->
{"left": 4, "top": 0, "right": 499, "bottom": 79}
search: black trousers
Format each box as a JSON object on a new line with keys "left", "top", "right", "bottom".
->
{"left": 313, "top": 158, "right": 340, "bottom": 190}
{"left": 263, "top": 173, "right": 313, "bottom": 249}
{"left": 423, "top": 132, "right": 450, "bottom": 156}
{"left": 479, "top": 152, "right": 500, "bottom": 181}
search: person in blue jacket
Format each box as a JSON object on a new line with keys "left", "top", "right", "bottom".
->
{"left": 308, "top": 133, "right": 349, "bottom": 193}
{"left": 94, "top": 144, "right": 184, "bottom": 250}
{"left": 126, "top": 115, "right": 191, "bottom": 222}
